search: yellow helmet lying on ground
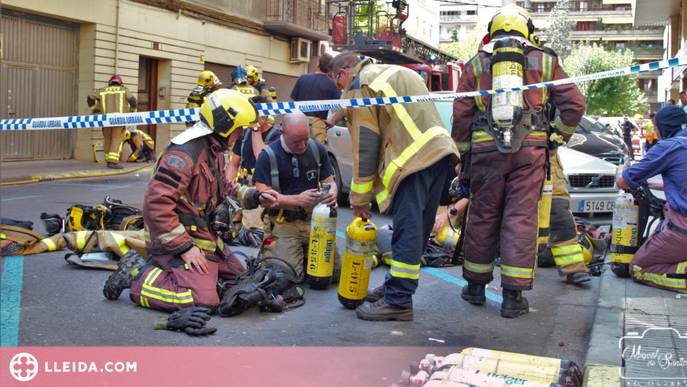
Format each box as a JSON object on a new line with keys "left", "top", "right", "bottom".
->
{"left": 488, "top": 4, "right": 538, "bottom": 45}
{"left": 199, "top": 89, "right": 259, "bottom": 138}
{"left": 198, "top": 70, "right": 221, "bottom": 88}
{"left": 246, "top": 65, "right": 259, "bottom": 86}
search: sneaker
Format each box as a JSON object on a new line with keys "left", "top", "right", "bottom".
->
{"left": 461, "top": 284, "right": 486, "bottom": 305}
{"left": 567, "top": 272, "right": 591, "bottom": 284}
{"left": 356, "top": 299, "right": 414, "bottom": 322}
{"left": 364, "top": 286, "right": 385, "bottom": 303}
{"left": 500, "top": 289, "right": 529, "bottom": 319}
{"left": 103, "top": 250, "right": 145, "bottom": 300}
{"left": 107, "top": 162, "right": 124, "bottom": 170}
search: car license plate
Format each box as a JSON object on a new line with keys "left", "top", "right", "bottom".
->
{"left": 579, "top": 200, "right": 614, "bottom": 213}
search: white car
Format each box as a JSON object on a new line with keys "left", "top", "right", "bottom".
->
{"left": 323, "top": 100, "right": 619, "bottom": 225}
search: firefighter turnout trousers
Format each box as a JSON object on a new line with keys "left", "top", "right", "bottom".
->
{"left": 129, "top": 252, "right": 246, "bottom": 312}
{"left": 309, "top": 117, "right": 329, "bottom": 145}
{"left": 630, "top": 203, "right": 687, "bottom": 293}
{"left": 463, "top": 148, "right": 547, "bottom": 290}
{"left": 103, "top": 126, "right": 126, "bottom": 163}
{"left": 549, "top": 152, "right": 587, "bottom": 276}
{"left": 383, "top": 157, "right": 449, "bottom": 308}
{"left": 260, "top": 216, "right": 342, "bottom": 280}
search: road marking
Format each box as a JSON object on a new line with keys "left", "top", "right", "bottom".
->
{"left": 0, "top": 195, "right": 41, "bottom": 202}
{"left": 336, "top": 229, "right": 537, "bottom": 312}
{"left": 52, "top": 182, "right": 131, "bottom": 191}
{"left": 1, "top": 256, "right": 24, "bottom": 346}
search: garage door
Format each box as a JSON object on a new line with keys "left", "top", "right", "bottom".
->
{"left": 204, "top": 62, "right": 234, "bottom": 88}
{"left": 262, "top": 71, "right": 298, "bottom": 127}
{"left": 0, "top": 9, "right": 79, "bottom": 161}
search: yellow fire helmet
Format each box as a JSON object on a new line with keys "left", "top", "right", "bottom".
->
{"left": 199, "top": 89, "right": 259, "bottom": 138}
{"left": 488, "top": 4, "right": 537, "bottom": 44}
{"left": 246, "top": 65, "right": 259, "bottom": 86}
{"left": 197, "top": 70, "right": 221, "bottom": 88}
{"left": 124, "top": 129, "right": 131, "bottom": 141}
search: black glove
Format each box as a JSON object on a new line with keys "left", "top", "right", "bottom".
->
{"left": 154, "top": 307, "right": 217, "bottom": 336}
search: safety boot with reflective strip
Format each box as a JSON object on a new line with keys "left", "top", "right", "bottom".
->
{"left": 103, "top": 250, "right": 146, "bottom": 300}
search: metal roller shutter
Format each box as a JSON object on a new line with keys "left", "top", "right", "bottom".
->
{"left": 261, "top": 71, "right": 299, "bottom": 127}
{"left": 204, "top": 62, "right": 234, "bottom": 88}
{"left": 0, "top": 9, "right": 79, "bottom": 161}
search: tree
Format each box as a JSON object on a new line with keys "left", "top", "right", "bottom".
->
{"left": 562, "top": 42, "right": 648, "bottom": 115}
{"left": 451, "top": 28, "right": 458, "bottom": 43}
{"left": 540, "top": 0, "right": 575, "bottom": 59}
{"left": 440, "top": 26, "right": 486, "bottom": 62}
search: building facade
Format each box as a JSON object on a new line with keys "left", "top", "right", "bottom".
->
{"left": 525, "top": 0, "right": 665, "bottom": 113}
{"left": 403, "top": 0, "right": 440, "bottom": 47}
{"left": 438, "top": 0, "right": 501, "bottom": 44}
{"left": 0, "top": 0, "right": 330, "bottom": 161}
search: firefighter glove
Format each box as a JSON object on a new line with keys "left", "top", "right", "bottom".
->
{"left": 549, "top": 133, "right": 566, "bottom": 146}
{"left": 155, "top": 307, "right": 217, "bottom": 336}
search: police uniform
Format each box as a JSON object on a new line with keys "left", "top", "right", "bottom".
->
{"left": 253, "top": 137, "right": 342, "bottom": 279}
{"left": 231, "top": 125, "right": 281, "bottom": 229}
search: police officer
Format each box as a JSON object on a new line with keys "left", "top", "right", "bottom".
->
{"left": 328, "top": 53, "right": 459, "bottom": 322}
{"left": 186, "top": 71, "right": 222, "bottom": 128}
{"left": 124, "top": 127, "right": 156, "bottom": 163}
{"left": 452, "top": 4, "right": 585, "bottom": 318}
{"left": 230, "top": 66, "right": 259, "bottom": 98}
{"left": 103, "top": 90, "right": 278, "bottom": 335}
{"left": 87, "top": 75, "right": 137, "bottom": 169}
{"left": 253, "top": 112, "right": 342, "bottom": 281}
{"left": 227, "top": 96, "right": 282, "bottom": 230}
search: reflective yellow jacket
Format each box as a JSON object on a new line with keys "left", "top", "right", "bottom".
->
{"left": 341, "top": 59, "right": 459, "bottom": 212}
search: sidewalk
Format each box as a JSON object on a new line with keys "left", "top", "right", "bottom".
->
{"left": 585, "top": 263, "right": 687, "bottom": 386}
{"left": 0, "top": 159, "right": 149, "bottom": 185}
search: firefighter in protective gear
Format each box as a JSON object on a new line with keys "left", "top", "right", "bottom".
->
{"left": 227, "top": 96, "right": 282, "bottom": 230}
{"left": 87, "top": 75, "right": 137, "bottom": 169}
{"left": 230, "top": 66, "right": 259, "bottom": 98}
{"left": 246, "top": 65, "right": 274, "bottom": 102}
{"left": 617, "top": 105, "right": 687, "bottom": 293}
{"left": 253, "top": 112, "right": 343, "bottom": 280}
{"left": 124, "top": 128, "right": 156, "bottom": 163}
{"left": 329, "top": 53, "right": 459, "bottom": 322}
{"left": 185, "top": 71, "right": 222, "bottom": 128}
{"left": 103, "top": 90, "right": 279, "bottom": 319}
{"left": 452, "top": 4, "right": 585, "bottom": 318}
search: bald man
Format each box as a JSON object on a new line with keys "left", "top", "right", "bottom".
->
{"left": 253, "top": 112, "right": 343, "bottom": 283}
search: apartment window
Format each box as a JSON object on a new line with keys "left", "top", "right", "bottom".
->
{"left": 467, "top": 10, "right": 476, "bottom": 15}
{"left": 537, "top": 3, "right": 545, "bottom": 12}
{"left": 579, "top": 2, "right": 588, "bottom": 11}
{"left": 516, "top": 2, "right": 525, "bottom": 7}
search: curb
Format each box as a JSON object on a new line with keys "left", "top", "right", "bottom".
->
{"left": 0, "top": 164, "right": 152, "bottom": 186}
{"left": 582, "top": 364, "right": 622, "bottom": 387}
{"left": 584, "top": 266, "right": 627, "bottom": 368}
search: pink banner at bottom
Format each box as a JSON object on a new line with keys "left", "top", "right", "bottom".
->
{"left": 1, "top": 346, "right": 456, "bottom": 387}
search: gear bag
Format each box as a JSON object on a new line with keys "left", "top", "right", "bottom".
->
{"left": 65, "top": 196, "right": 142, "bottom": 232}
{"left": 217, "top": 254, "right": 305, "bottom": 317}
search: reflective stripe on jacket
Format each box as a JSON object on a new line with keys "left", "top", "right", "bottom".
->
{"left": 451, "top": 46, "right": 586, "bottom": 159}
{"left": 342, "top": 59, "right": 460, "bottom": 212}
{"left": 230, "top": 84, "right": 258, "bottom": 98}
{"left": 88, "top": 85, "right": 136, "bottom": 115}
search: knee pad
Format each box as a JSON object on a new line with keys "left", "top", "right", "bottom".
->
{"left": 549, "top": 198, "right": 578, "bottom": 244}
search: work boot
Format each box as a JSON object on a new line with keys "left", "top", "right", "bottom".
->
{"left": 461, "top": 283, "right": 486, "bottom": 305}
{"left": 500, "top": 289, "right": 529, "bottom": 319}
{"left": 567, "top": 272, "right": 591, "bottom": 284}
{"left": 103, "top": 250, "right": 146, "bottom": 300}
{"left": 364, "top": 286, "right": 385, "bottom": 303}
{"left": 355, "top": 299, "right": 414, "bottom": 322}
{"left": 107, "top": 162, "right": 124, "bottom": 170}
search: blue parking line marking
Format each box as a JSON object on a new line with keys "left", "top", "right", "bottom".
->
{"left": 336, "top": 231, "right": 346, "bottom": 239}
{"left": 1, "top": 256, "right": 24, "bottom": 346}
{"left": 0, "top": 195, "right": 41, "bottom": 202}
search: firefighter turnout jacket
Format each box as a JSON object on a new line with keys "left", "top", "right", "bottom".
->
{"left": 451, "top": 44, "right": 585, "bottom": 159}
{"left": 126, "top": 129, "right": 155, "bottom": 162}
{"left": 341, "top": 59, "right": 459, "bottom": 212}
{"left": 87, "top": 85, "right": 137, "bottom": 115}
{"left": 143, "top": 133, "right": 260, "bottom": 260}
{"left": 254, "top": 81, "right": 274, "bottom": 102}
{"left": 230, "top": 84, "right": 259, "bottom": 98}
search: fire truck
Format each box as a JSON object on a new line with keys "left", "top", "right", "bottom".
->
{"left": 329, "top": 0, "right": 463, "bottom": 92}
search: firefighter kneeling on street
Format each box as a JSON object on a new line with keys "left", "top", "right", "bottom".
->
{"left": 124, "top": 128, "right": 156, "bottom": 163}
{"left": 452, "top": 4, "right": 585, "bottom": 318}
{"left": 253, "top": 112, "right": 343, "bottom": 282}
{"left": 102, "top": 90, "right": 278, "bottom": 336}
{"left": 616, "top": 105, "right": 687, "bottom": 293}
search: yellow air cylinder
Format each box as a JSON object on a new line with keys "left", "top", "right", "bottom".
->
{"left": 436, "top": 225, "right": 460, "bottom": 249}
{"left": 338, "top": 218, "right": 377, "bottom": 309}
{"left": 610, "top": 192, "right": 639, "bottom": 278}
{"left": 537, "top": 177, "right": 553, "bottom": 254}
{"left": 306, "top": 184, "right": 337, "bottom": 289}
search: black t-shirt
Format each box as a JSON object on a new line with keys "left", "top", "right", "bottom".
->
{"left": 253, "top": 139, "right": 333, "bottom": 195}
{"left": 621, "top": 121, "right": 635, "bottom": 138}
{"left": 289, "top": 73, "right": 342, "bottom": 120}
{"left": 231, "top": 126, "right": 281, "bottom": 172}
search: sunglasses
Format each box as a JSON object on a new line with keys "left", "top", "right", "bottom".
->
{"left": 292, "top": 156, "right": 299, "bottom": 178}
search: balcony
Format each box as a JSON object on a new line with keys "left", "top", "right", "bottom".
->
{"left": 529, "top": 7, "right": 632, "bottom": 19}
{"left": 438, "top": 32, "right": 471, "bottom": 42}
{"left": 570, "top": 28, "right": 664, "bottom": 40}
{"left": 440, "top": 15, "right": 477, "bottom": 23}
{"left": 263, "top": 0, "right": 331, "bottom": 41}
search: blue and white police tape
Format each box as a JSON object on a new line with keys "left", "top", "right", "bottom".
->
{"left": 2, "top": 55, "right": 685, "bottom": 131}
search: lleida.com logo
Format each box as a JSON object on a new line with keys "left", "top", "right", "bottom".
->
{"left": 620, "top": 327, "right": 687, "bottom": 382}
{"left": 9, "top": 352, "right": 137, "bottom": 381}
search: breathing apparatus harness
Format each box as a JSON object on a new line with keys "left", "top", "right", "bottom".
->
{"left": 217, "top": 252, "right": 305, "bottom": 317}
